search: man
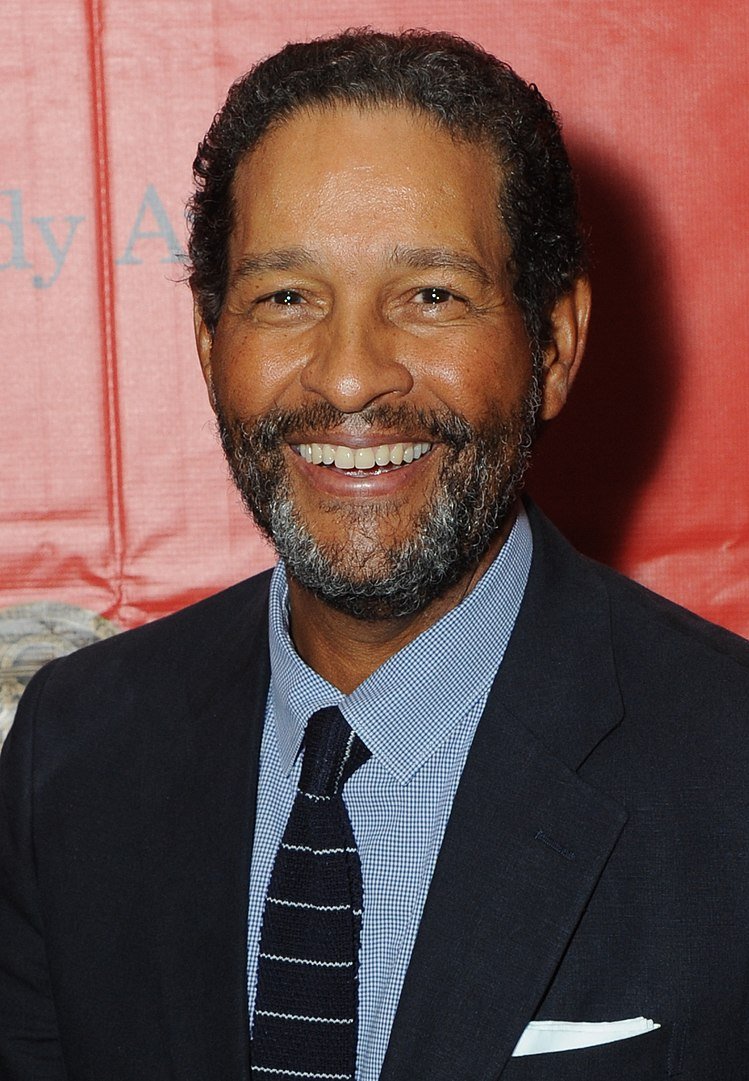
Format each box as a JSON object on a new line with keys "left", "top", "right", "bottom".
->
{"left": 1, "top": 28, "right": 749, "bottom": 1081}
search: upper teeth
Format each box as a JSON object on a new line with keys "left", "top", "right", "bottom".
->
{"left": 294, "top": 441, "right": 432, "bottom": 470}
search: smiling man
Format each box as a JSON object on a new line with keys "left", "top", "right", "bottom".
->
{"left": 3, "top": 28, "right": 749, "bottom": 1081}
{"left": 196, "top": 98, "right": 585, "bottom": 677}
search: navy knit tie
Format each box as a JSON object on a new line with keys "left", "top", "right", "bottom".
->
{"left": 251, "top": 706, "right": 371, "bottom": 1080}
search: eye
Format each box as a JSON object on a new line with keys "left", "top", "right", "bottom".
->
{"left": 415, "top": 287, "right": 456, "bottom": 305}
{"left": 263, "top": 289, "right": 305, "bottom": 306}
{"left": 249, "top": 286, "right": 323, "bottom": 327}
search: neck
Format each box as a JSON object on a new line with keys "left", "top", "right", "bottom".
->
{"left": 287, "top": 508, "right": 517, "bottom": 693}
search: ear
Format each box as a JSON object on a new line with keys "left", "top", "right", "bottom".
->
{"left": 538, "top": 276, "right": 592, "bottom": 422}
{"left": 193, "top": 299, "right": 217, "bottom": 412}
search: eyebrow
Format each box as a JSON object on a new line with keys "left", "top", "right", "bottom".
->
{"left": 387, "top": 245, "right": 496, "bottom": 288}
{"left": 229, "top": 244, "right": 496, "bottom": 288}
{"left": 230, "top": 247, "right": 317, "bottom": 286}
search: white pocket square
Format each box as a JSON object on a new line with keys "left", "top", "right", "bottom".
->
{"left": 512, "top": 1016, "right": 660, "bottom": 1056}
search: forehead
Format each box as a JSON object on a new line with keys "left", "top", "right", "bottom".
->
{"left": 227, "top": 103, "right": 508, "bottom": 271}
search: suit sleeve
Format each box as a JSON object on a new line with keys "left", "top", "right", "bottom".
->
{"left": 0, "top": 663, "right": 68, "bottom": 1080}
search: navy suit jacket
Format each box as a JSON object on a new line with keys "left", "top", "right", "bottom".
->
{"left": 2, "top": 502, "right": 749, "bottom": 1080}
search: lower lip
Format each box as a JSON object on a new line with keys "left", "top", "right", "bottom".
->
{"left": 287, "top": 447, "right": 436, "bottom": 498}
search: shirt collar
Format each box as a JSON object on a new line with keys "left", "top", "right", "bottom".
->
{"left": 268, "top": 505, "right": 532, "bottom": 784}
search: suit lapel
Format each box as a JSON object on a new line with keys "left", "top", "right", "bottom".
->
{"left": 381, "top": 505, "right": 628, "bottom": 1081}
{"left": 144, "top": 575, "right": 272, "bottom": 1081}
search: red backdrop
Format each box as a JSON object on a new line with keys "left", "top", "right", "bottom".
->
{"left": 2, "top": 1, "right": 748, "bottom": 637}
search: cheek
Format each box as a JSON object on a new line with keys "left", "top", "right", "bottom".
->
{"left": 411, "top": 333, "right": 532, "bottom": 416}
{"left": 209, "top": 325, "right": 307, "bottom": 417}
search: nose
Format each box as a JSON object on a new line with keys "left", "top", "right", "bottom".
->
{"left": 299, "top": 304, "right": 413, "bottom": 412}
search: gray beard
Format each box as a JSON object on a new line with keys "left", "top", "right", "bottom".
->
{"left": 217, "top": 382, "right": 540, "bottom": 621}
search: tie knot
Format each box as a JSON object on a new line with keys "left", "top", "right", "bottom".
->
{"left": 299, "top": 706, "right": 370, "bottom": 798}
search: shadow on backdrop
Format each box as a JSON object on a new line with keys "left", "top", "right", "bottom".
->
{"left": 528, "top": 140, "right": 681, "bottom": 569}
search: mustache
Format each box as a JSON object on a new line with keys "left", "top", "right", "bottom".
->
{"left": 222, "top": 401, "right": 476, "bottom": 454}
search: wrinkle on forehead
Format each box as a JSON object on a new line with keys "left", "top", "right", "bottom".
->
{"left": 226, "top": 102, "right": 509, "bottom": 281}
{"left": 235, "top": 100, "right": 503, "bottom": 210}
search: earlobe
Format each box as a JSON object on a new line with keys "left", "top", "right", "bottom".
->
{"left": 539, "top": 276, "right": 592, "bottom": 422}
{"left": 193, "top": 301, "right": 217, "bottom": 412}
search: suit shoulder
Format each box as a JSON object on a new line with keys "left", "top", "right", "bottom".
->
{"left": 580, "top": 558, "right": 749, "bottom": 761}
{"left": 12, "top": 569, "right": 274, "bottom": 734}
{"left": 527, "top": 499, "right": 749, "bottom": 674}
{"left": 593, "top": 555, "right": 749, "bottom": 673}
{"left": 562, "top": 554, "right": 749, "bottom": 820}
{"left": 56, "top": 569, "right": 271, "bottom": 669}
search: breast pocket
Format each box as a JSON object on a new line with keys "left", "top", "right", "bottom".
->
{"left": 500, "top": 1023, "right": 671, "bottom": 1081}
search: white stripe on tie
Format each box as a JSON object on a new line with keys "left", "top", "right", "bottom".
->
{"left": 255, "top": 1010, "right": 354, "bottom": 1025}
{"left": 268, "top": 897, "right": 350, "bottom": 912}
{"left": 280, "top": 844, "right": 356, "bottom": 855}
{"left": 252, "top": 1069, "right": 351, "bottom": 1079}
{"left": 259, "top": 953, "right": 353, "bottom": 968}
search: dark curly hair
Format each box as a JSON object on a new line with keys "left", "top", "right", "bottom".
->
{"left": 187, "top": 28, "right": 587, "bottom": 349}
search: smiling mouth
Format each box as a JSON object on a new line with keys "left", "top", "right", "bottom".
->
{"left": 292, "top": 440, "right": 433, "bottom": 473}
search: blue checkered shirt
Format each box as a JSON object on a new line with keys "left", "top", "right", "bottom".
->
{"left": 247, "top": 506, "right": 533, "bottom": 1080}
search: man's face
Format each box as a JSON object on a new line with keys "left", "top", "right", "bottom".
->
{"left": 198, "top": 104, "right": 557, "bottom": 619}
